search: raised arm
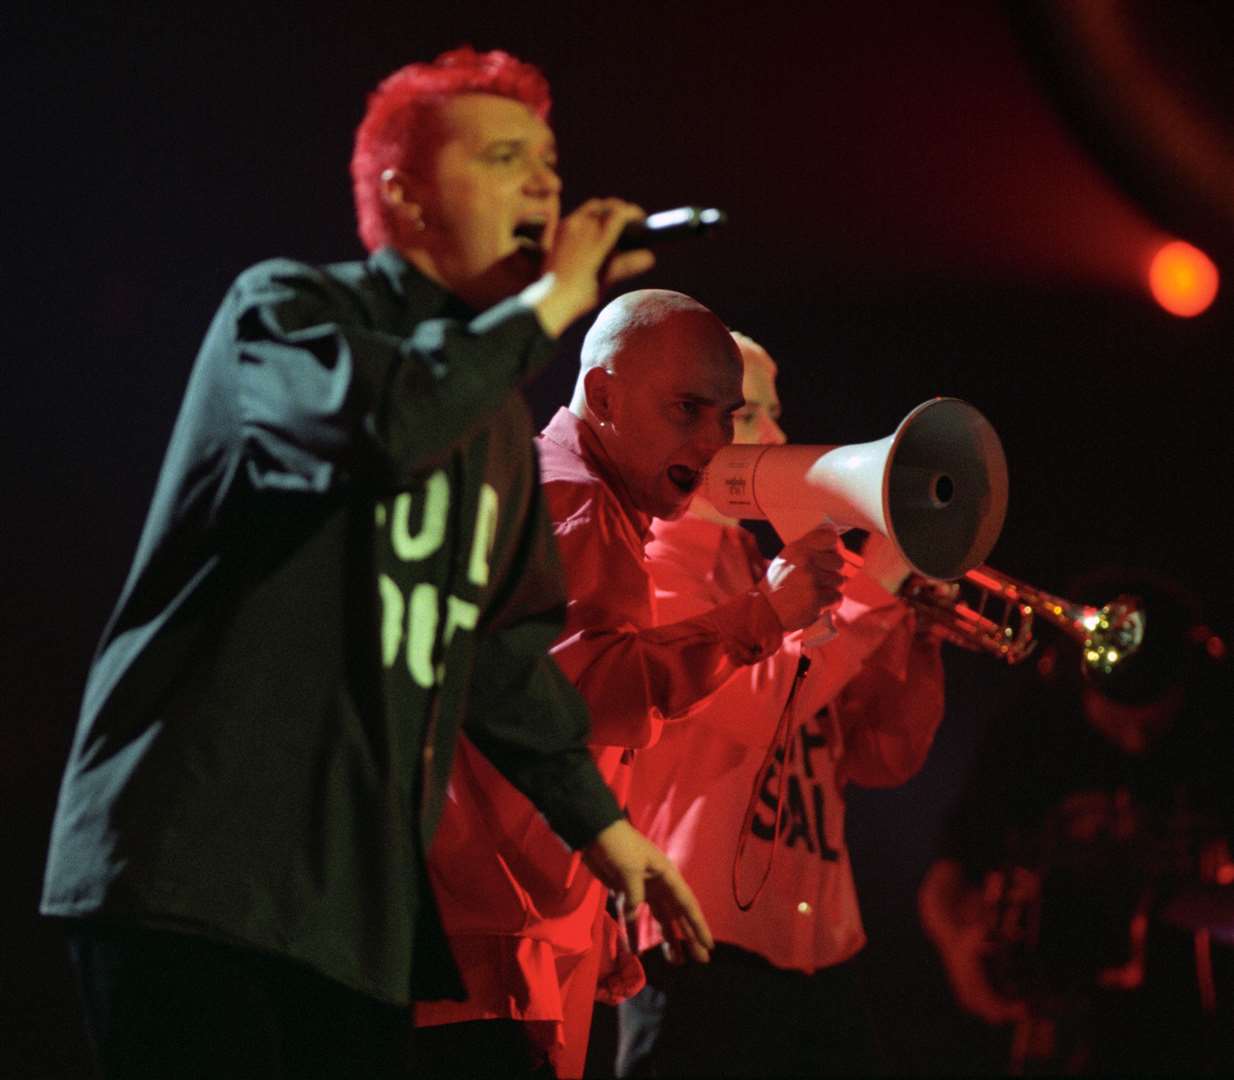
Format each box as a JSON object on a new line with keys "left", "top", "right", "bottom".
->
{"left": 231, "top": 260, "right": 557, "bottom": 491}
{"left": 546, "top": 491, "right": 840, "bottom": 748}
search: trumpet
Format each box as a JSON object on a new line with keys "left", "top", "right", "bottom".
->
{"left": 898, "top": 562, "right": 1147, "bottom": 677}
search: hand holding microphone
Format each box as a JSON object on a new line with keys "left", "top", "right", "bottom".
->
{"left": 523, "top": 204, "right": 728, "bottom": 337}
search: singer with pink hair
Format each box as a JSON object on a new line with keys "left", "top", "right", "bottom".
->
{"left": 41, "top": 46, "right": 710, "bottom": 1080}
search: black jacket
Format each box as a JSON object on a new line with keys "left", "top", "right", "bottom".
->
{"left": 42, "top": 248, "right": 621, "bottom": 1004}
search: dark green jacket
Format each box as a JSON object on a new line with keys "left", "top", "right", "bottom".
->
{"left": 42, "top": 248, "right": 621, "bottom": 1004}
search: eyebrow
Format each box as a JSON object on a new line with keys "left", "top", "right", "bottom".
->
{"left": 743, "top": 396, "right": 781, "bottom": 416}
{"left": 485, "top": 137, "right": 557, "bottom": 159}
{"left": 673, "top": 392, "right": 746, "bottom": 413}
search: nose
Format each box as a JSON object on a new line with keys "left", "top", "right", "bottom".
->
{"left": 761, "top": 416, "right": 787, "bottom": 445}
{"left": 702, "top": 415, "right": 734, "bottom": 459}
{"left": 526, "top": 157, "right": 562, "bottom": 197}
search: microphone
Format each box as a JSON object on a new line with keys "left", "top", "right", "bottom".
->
{"left": 513, "top": 207, "right": 727, "bottom": 260}
{"left": 614, "top": 206, "right": 728, "bottom": 250}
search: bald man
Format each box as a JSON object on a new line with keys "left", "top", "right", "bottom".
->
{"left": 417, "top": 291, "right": 842, "bottom": 1077}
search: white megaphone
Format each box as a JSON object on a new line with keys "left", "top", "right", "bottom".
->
{"left": 703, "top": 397, "right": 1009, "bottom": 639}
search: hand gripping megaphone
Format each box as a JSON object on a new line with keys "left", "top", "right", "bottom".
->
{"left": 702, "top": 398, "right": 1009, "bottom": 638}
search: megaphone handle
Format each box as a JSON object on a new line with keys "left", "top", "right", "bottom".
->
{"left": 802, "top": 609, "right": 838, "bottom": 648}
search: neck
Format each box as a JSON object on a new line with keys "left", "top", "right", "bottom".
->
{"left": 398, "top": 245, "right": 503, "bottom": 312}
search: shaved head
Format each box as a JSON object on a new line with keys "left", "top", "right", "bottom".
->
{"left": 570, "top": 289, "right": 744, "bottom": 520}
{"left": 729, "top": 330, "right": 778, "bottom": 379}
{"left": 728, "top": 330, "right": 785, "bottom": 448}
{"left": 579, "top": 289, "right": 734, "bottom": 377}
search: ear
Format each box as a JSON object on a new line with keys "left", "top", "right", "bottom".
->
{"left": 380, "top": 168, "right": 426, "bottom": 234}
{"left": 582, "top": 366, "right": 614, "bottom": 424}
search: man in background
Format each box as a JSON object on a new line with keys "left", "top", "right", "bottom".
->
{"left": 616, "top": 332, "right": 947, "bottom": 1077}
{"left": 920, "top": 569, "right": 1234, "bottom": 1074}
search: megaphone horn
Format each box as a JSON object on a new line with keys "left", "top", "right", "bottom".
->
{"left": 703, "top": 397, "right": 1009, "bottom": 581}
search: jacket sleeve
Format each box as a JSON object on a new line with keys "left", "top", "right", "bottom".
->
{"left": 546, "top": 490, "right": 785, "bottom": 751}
{"left": 228, "top": 259, "right": 555, "bottom": 493}
{"left": 462, "top": 628, "right": 622, "bottom": 850}
{"left": 461, "top": 479, "right": 622, "bottom": 850}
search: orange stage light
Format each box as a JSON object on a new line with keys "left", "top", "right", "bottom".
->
{"left": 1148, "top": 240, "right": 1219, "bottom": 317}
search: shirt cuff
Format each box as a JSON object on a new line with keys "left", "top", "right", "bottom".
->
{"left": 842, "top": 567, "right": 903, "bottom": 612}
{"left": 534, "top": 754, "right": 624, "bottom": 851}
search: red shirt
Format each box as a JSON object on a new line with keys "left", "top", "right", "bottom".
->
{"left": 418, "top": 410, "right": 784, "bottom": 1075}
{"left": 629, "top": 512, "right": 945, "bottom": 971}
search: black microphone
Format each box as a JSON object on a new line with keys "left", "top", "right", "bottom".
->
{"left": 512, "top": 207, "right": 727, "bottom": 259}
{"left": 614, "top": 206, "right": 728, "bottom": 251}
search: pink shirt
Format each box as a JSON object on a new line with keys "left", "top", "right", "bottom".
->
{"left": 629, "top": 512, "right": 945, "bottom": 972}
{"left": 418, "top": 410, "right": 785, "bottom": 1075}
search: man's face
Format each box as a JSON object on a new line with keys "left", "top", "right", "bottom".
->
{"left": 733, "top": 350, "right": 786, "bottom": 446}
{"left": 598, "top": 319, "right": 744, "bottom": 520}
{"left": 412, "top": 93, "right": 560, "bottom": 308}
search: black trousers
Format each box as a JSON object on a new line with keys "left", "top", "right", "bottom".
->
{"left": 66, "top": 922, "right": 412, "bottom": 1080}
{"left": 615, "top": 944, "right": 882, "bottom": 1077}
{"left": 412, "top": 1019, "right": 556, "bottom": 1079}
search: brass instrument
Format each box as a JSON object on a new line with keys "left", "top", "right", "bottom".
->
{"left": 900, "top": 562, "right": 1146, "bottom": 677}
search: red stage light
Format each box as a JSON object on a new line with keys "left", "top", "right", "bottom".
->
{"left": 1148, "top": 240, "right": 1219, "bottom": 317}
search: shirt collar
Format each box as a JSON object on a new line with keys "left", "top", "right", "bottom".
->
{"left": 369, "top": 246, "right": 474, "bottom": 322}
{"left": 541, "top": 408, "right": 654, "bottom": 542}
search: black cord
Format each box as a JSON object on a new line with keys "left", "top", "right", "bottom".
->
{"left": 732, "top": 653, "right": 812, "bottom": 912}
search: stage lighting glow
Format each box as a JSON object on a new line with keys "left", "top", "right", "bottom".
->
{"left": 1148, "top": 240, "right": 1219, "bottom": 316}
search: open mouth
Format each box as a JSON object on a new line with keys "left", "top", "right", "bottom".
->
{"left": 513, "top": 222, "right": 547, "bottom": 255}
{"left": 667, "top": 465, "right": 700, "bottom": 494}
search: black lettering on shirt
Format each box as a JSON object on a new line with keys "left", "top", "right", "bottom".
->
{"left": 749, "top": 709, "right": 842, "bottom": 862}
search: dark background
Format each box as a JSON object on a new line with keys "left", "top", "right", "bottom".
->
{"left": 5, "top": 2, "right": 1233, "bottom": 1075}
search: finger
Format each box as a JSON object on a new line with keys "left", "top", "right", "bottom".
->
{"left": 649, "top": 870, "right": 714, "bottom": 955}
{"left": 599, "top": 199, "right": 647, "bottom": 232}
{"left": 569, "top": 197, "right": 644, "bottom": 232}
{"left": 816, "top": 572, "right": 846, "bottom": 596}
{"left": 806, "top": 560, "right": 844, "bottom": 586}
{"left": 659, "top": 908, "right": 708, "bottom": 966}
{"left": 621, "top": 872, "right": 646, "bottom": 926}
{"left": 814, "top": 587, "right": 843, "bottom": 610}
{"left": 660, "top": 939, "right": 684, "bottom": 966}
{"left": 804, "top": 525, "right": 840, "bottom": 546}
{"left": 568, "top": 196, "right": 627, "bottom": 219}
{"left": 604, "top": 249, "right": 655, "bottom": 286}
{"left": 594, "top": 203, "right": 648, "bottom": 261}
{"left": 673, "top": 912, "right": 713, "bottom": 964}
{"left": 809, "top": 551, "right": 845, "bottom": 573}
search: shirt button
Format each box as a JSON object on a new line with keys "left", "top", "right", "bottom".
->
{"left": 796, "top": 901, "right": 813, "bottom": 916}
